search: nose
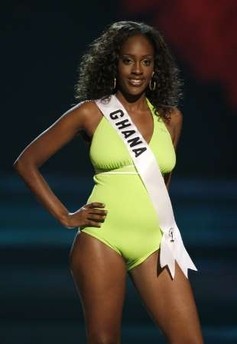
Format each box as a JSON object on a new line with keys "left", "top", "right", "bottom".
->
{"left": 131, "top": 61, "right": 143, "bottom": 74}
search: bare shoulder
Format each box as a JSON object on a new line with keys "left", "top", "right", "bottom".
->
{"left": 64, "top": 100, "right": 99, "bottom": 125}
{"left": 165, "top": 107, "right": 183, "bottom": 149}
{"left": 72, "top": 100, "right": 99, "bottom": 116}
{"left": 62, "top": 100, "right": 102, "bottom": 136}
{"left": 169, "top": 107, "right": 183, "bottom": 127}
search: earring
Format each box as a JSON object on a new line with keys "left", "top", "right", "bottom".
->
{"left": 113, "top": 78, "right": 117, "bottom": 90}
{"left": 149, "top": 78, "right": 156, "bottom": 91}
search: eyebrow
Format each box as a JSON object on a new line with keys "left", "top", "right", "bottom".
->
{"left": 119, "top": 54, "right": 154, "bottom": 58}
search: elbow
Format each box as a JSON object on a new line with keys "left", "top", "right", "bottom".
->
{"left": 13, "top": 158, "right": 25, "bottom": 176}
{"left": 13, "top": 157, "right": 34, "bottom": 178}
{"left": 13, "top": 158, "right": 20, "bottom": 172}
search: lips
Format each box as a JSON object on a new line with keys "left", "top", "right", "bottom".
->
{"left": 129, "top": 78, "right": 144, "bottom": 86}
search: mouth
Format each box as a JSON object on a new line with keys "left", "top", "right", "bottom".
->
{"left": 128, "top": 78, "right": 144, "bottom": 87}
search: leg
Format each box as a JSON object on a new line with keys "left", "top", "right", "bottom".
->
{"left": 129, "top": 251, "right": 204, "bottom": 344}
{"left": 69, "top": 232, "right": 127, "bottom": 344}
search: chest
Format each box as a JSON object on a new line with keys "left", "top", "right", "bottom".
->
{"left": 128, "top": 109, "right": 154, "bottom": 144}
{"left": 89, "top": 115, "right": 176, "bottom": 174}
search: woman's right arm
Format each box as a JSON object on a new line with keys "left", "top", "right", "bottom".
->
{"left": 13, "top": 102, "right": 107, "bottom": 229}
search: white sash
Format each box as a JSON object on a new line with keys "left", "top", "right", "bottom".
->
{"left": 95, "top": 95, "right": 197, "bottom": 278}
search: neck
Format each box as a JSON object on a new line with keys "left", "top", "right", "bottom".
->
{"left": 115, "top": 92, "right": 148, "bottom": 112}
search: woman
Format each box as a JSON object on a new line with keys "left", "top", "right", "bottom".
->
{"left": 14, "top": 21, "right": 203, "bottom": 343}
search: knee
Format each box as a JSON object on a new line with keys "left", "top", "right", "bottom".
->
{"left": 168, "top": 334, "right": 203, "bottom": 344}
{"left": 87, "top": 330, "right": 120, "bottom": 344}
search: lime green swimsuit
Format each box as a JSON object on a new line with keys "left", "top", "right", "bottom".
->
{"left": 81, "top": 101, "right": 176, "bottom": 270}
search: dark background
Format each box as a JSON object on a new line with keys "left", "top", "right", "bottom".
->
{"left": 1, "top": 1, "right": 237, "bottom": 343}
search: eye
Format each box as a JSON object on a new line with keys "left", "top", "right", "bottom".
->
{"left": 142, "top": 59, "right": 152, "bottom": 66}
{"left": 122, "top": 57, "right": 133, "bottom": 65}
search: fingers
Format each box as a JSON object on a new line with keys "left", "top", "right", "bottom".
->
{"left": 88, "top": 209, "right": 107, "bottom": 216}
{"left": 87, "top": 213, "right": 106, "bottom": 222}
{"left": 86, "top": 202, "right": 106, "bottom": 209}
{"left": 81, "top": 202, "right": 108, "bottom": 228}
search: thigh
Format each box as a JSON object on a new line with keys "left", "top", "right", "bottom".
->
{"left": 130, "top": 251, "right": 204, "bottom": 344}
{"left": 69, "top": 232, "right": 127, "bottom": 338}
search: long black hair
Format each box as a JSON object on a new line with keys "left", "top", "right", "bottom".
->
{"left": 74, "top": 21, "right": 182, "bottom": 118}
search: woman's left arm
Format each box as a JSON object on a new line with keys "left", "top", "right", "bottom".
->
{"left": 164, "top": 108, "right": 183, "bottom": 188}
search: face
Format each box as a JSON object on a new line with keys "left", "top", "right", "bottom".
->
{"left": 117, "top": 34, "right": 155, "bottom": 97}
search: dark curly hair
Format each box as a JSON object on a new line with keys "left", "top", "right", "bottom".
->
{"left": 74, "top": 21, "right": 182, "bottom": 118}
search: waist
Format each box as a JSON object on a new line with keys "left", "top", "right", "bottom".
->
{"left": 95, "top": 164, "right": 138, "bottom": 176}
